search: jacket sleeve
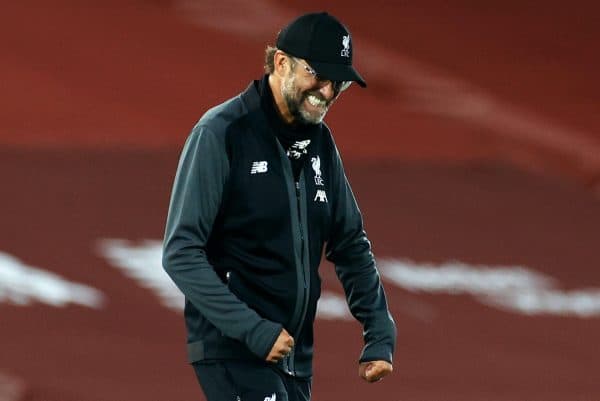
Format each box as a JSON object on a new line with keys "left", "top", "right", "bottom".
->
{"left": 325, "top": 145, "right": 397, "bottom": 364}
{"left": 162, "top": 123, "right": 282, "bottom": 359}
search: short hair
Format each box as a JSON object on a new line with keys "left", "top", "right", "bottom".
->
{"left": 264, "top": 45, "right": 277, "bottom": 74}
{"left": 264, "top": 45, "right": 296, "bottom": 74}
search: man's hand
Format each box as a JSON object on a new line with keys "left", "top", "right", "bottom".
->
{"left": 359, "top": 360, "right": 393, "bottom": 382}
{"left": 266, "top": 328, "right": 295, "bottom": 363}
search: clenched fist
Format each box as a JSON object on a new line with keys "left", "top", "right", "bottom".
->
{"left": 266, "top": 328, "right": 295, "bottom": 363}
{"left": 359, "top": 360, "right": 393, "bottom": 383}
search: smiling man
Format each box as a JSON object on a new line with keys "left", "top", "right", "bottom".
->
{"left": 163, "top": 12, "right": 396, "bottom": 401}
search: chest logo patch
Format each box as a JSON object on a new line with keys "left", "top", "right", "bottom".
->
{"left": 250, "top": 161, "right": 268, "bottom": 174}
{"left": 314, "top": 189, "right": 328, "bottom": 203}
{"left": 311, "top": 156, "right": 324, "bottom": 186}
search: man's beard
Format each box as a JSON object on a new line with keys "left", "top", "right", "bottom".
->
{"left": 281, "top": 74, "right": 331, "bottom": 125}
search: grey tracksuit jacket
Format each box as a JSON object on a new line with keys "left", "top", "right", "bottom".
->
{"left": 162, "top": 80, "right": 396, "bottom": 377}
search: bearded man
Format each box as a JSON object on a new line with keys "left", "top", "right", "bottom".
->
{"left": 162, "top": 12, "right": 396, "bottom": 401}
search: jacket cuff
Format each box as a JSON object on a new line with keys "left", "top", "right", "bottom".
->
{"left": 245, "top": 320, "right": 283, "bottom": 360}
{"left": 359, "top": 343, "right": 394, "bottom": 365}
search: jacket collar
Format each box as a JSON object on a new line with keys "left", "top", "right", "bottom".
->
{"left": 240, "top": 80, "right": 262, "bottom": 113}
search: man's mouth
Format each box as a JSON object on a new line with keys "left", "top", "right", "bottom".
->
{"left": 306, "top": 94, "right": 327, "bottom": 108}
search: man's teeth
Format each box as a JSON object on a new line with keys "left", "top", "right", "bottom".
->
{"left": 307, "top": 95, "right": 325, "bottom": 107}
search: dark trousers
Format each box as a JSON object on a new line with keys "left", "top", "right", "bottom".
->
{"left": 193, "top": 359, "right": 311, "bottom": 401}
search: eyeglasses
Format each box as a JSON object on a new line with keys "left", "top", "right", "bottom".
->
{"left": 291, "top": 56, "right": 352, "bottom": 93}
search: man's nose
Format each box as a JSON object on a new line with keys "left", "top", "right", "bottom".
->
{"left": 317, "top": 80, "right": 335, "bottom": 100}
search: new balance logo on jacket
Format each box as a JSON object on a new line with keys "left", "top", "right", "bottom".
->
{"left": 250, "top": 161, "right": 268, "bottom": 174}
{"left": 264, "top": 393, "right": 276, "bottom": 401}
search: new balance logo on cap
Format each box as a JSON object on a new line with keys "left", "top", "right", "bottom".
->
{"left": 264, "top": 393, "right": 276, "bottom": 401}
{"left": 250, "top": 161, "right": 268, "bottom": 174}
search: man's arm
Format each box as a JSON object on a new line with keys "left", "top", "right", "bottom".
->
{"left": 162, "top": 124, "right": 282, "bottom": 360}
{"left": 325, "top": 145, "right": 397, "bottom": 380}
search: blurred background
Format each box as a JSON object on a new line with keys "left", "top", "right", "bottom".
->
{"left": 1, "top": 1, "right": 600, "bottom": 400}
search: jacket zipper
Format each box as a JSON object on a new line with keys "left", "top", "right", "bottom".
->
{"left": 287, "top": 180, "right": 310, "bottom": 376}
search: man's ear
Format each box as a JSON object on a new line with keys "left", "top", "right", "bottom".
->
{"left": 273, "top": 51, "right": 289, "bottom": 78}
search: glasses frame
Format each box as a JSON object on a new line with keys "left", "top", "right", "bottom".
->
{"left": 289, "top": 56, "right": 353, "bottom": 93}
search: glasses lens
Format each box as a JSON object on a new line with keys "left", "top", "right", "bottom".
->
{"left": 296, "top": 56, "right": 352, "bottom": 93}
{"left": 334, "top": 81, "right": 352, "bottom": 92}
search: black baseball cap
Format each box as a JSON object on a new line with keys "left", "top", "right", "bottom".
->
{"left": 276, "top": 12, "right": 367, "bottom": 88}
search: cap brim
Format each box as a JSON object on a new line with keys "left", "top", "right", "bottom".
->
{"left": 308, "top": 61, "right": 367, "bottom": 88}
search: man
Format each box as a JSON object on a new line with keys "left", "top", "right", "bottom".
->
{"left": 162, "top": 12, "right": 396, "bottom": 401}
